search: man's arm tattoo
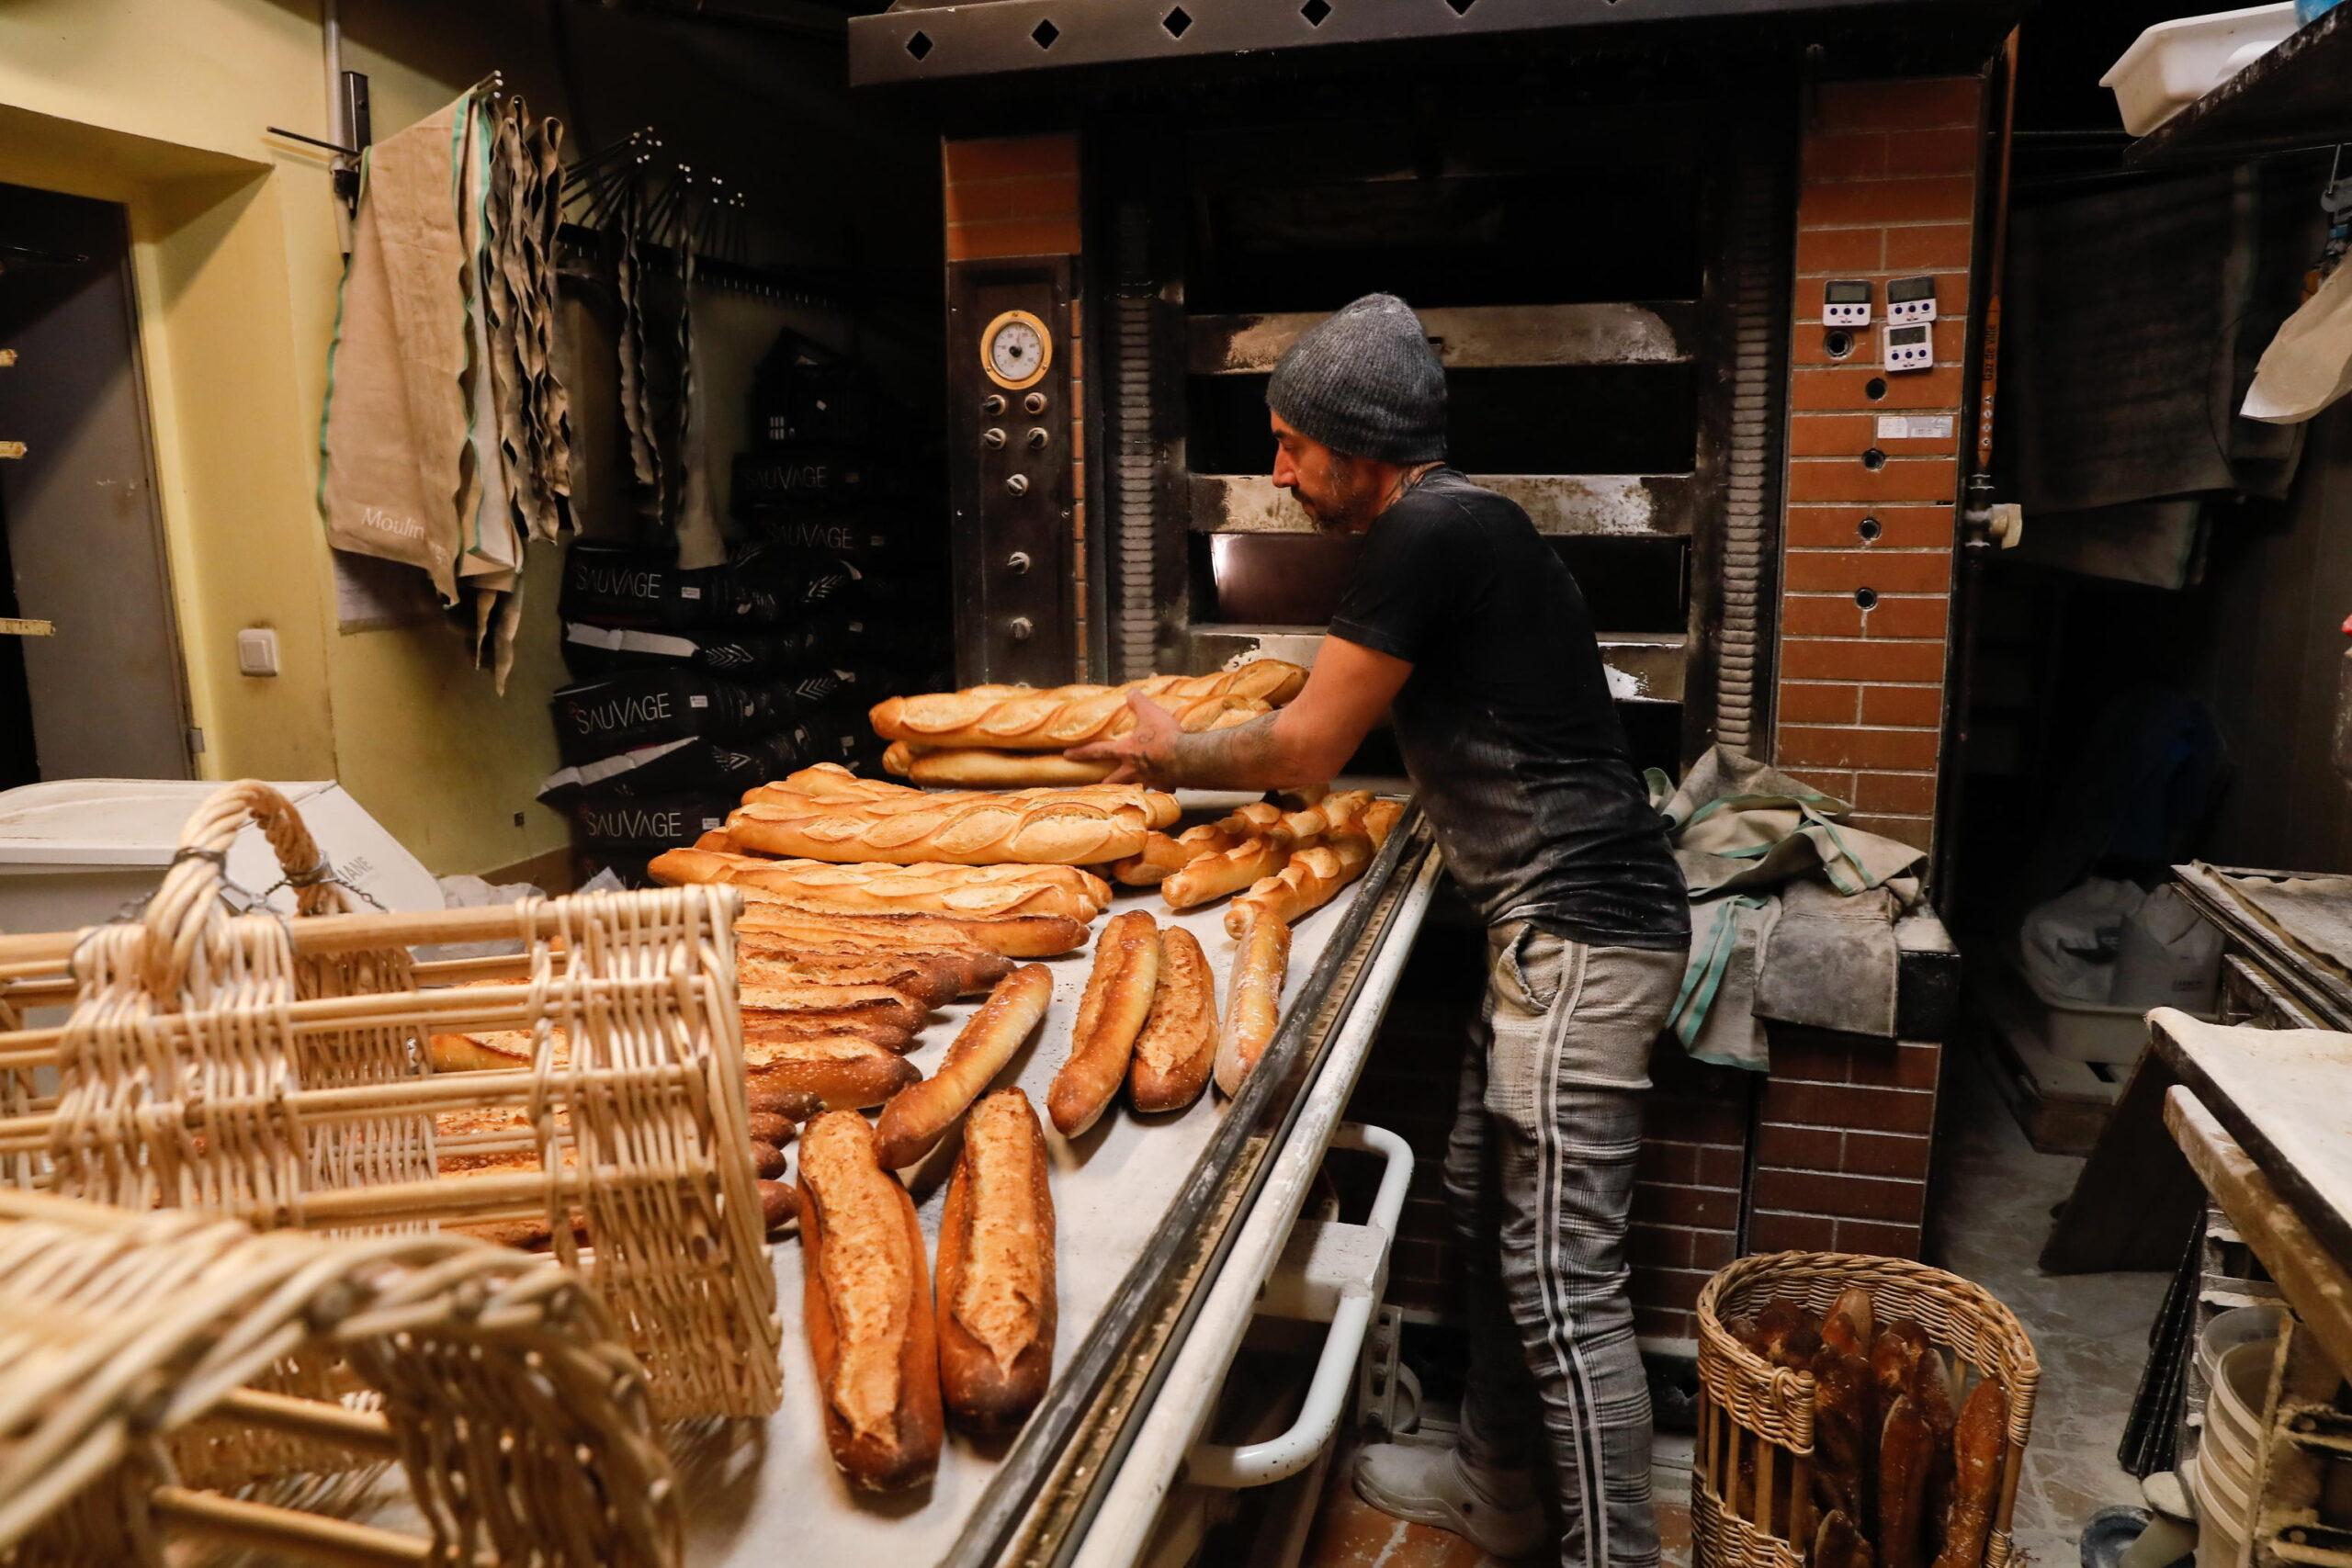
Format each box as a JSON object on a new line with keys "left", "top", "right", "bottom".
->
{"left": 1160, "top": 711, "right": 1289, "bottom": 791}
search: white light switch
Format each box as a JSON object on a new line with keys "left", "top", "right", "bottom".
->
{"left": 237, "top": 627, "right": 279, "bottom": 677}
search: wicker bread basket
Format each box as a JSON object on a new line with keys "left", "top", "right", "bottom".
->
{"left": 1692, "top": 1252, "right": 2041, "bottom": 1568}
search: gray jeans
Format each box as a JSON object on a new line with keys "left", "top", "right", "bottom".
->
{"left": 1445, "top": 922, "right": 1682, "bottom": 1568}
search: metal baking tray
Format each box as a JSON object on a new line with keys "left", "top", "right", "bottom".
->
{"left": 688, "top": 807, "right": 1430, "bottom": 1566}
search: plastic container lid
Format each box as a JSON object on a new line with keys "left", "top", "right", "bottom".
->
{"left": 0, "top": 780, "right": 337, "bottom": 868}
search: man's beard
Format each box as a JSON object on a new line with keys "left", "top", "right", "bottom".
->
{"left": 1305, "top": 458, "right": 1378, "bottom": 533}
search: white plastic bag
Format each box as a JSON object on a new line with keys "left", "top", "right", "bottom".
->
{"left": 2019, "top": 877, "right": 2146, "bottom": 1004}
{"left": 414, "top": 873, "right": 546, "bottom": 963}
{"left": 2112, "top": 883, "right": 2223, "bottom": 1011}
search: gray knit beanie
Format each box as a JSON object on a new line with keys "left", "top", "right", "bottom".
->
{"left": 1265, "top": 293, "right": 1446, "bottom": 463}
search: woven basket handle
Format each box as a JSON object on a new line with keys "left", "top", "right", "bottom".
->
{"left": 140, "top": 781, "right": 345, "bottom": 998}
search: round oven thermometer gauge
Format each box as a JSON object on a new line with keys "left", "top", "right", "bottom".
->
{"left": 980, "top": 309, "right": 1052, "bottom": 392}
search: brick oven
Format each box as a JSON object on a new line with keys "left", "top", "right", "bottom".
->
{"left": 852, "top": 1, "right": 2007, "bottom": 1356}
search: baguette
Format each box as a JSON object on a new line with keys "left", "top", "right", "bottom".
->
{"left": 428, "top": 1028, "right": 542, "bottom": 1074}
{"left": 934, "top": 1088, "right": 1057, "bottom": 1431}
{"left": 737, "top": 931, "right": 1010, "bottom": 998}
{"left": 1129, "top": 926, "right": 1218, "bottom": 1113}
{"left": 736, "top": 948, "right": 966, "bottom": 1010}
{"left": 869, "top": 682, "right": 1284, "bottom": 752}
{"left": 746, "top": 1110, "right": 796, "bottom": 1146}
{"left": 1879, "top": 1395, "right": 1935, "bottom": 1568}
{"left": 866, "top": 661, "right": 1305, "bottom": 739}
{"left": 652, "top": 847, "right": 1108, "bottom": 921}
{"left": 743, "top": 1010, "right": 918, "bottom": 1055}
{"left": 742, "top": 1033, "right": 921, "bottom": 1110}
{"left": 750, "top": 1140, "right": 787, "bottom": 1180}
{"left": 1823, "top": 1285, "right": 1876, "bottom": 1354}
{"left": 736, "top": 906, "right": 1088, "bottom": 959}
{"left": 1213, "top": 913, "right": 1291, "bottom": 1097}
{"left": 1159, "top": 793, "right": 1333, "bottom": 910}
{"left": 874, "top": 964, "right": 1053, "bottom": 1169}
{"left": 885, "top": 742, "right": 1115, "bottom": 788}
{"left": 758, "top": 1179, "right": 797, "bottom": 1234}
{"left": 747, "top": 1084, "right": 824, "bottom": 1122}
{"left": 1224, "top": 832, "right": 1374, "bottom": 938}
{"left": 740, "top": 981, "right": 931, "bottom": 1032}
{"left": 1931, "top": 1378, "right": 2009, "bottom": 1568}
{"left": 797, "top": 1111, "right": 943, "bottom": 1491}
{"left": 749, "top": 769, "right": 1181, "bottom": 829}
{"left": 1046, "top": 911, "right": 1162, "bottom": 1137}
{"left": 729, "top": 799, "right": 1152, "bottom": 870}
{"left": 1161, "top": 834, "right": 1291, "bottom": 910}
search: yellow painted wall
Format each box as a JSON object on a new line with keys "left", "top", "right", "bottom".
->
{"left": 0, "top": 0, "right": 570, "bottom": 874}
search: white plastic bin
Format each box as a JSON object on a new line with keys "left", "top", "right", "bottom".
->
{"left": 2101, "top": 4, "right": 2299, "bottom": 136}
{"left": 0, "top": 779, "right": 442, "bottom": 937}
{"left": 2007, "top": 946, "right": 2215, "bottom": 1065}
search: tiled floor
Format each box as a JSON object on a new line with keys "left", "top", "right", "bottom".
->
{"left": 1300, "top": 1043, "right": 2171, "bottom": 1568}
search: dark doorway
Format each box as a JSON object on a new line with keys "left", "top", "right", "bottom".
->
{"left": 0, "top": 182, "right": 193, "bottom": 784}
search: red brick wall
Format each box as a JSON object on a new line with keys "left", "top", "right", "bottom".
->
{"left": 1776, "top": 76, "right": 1987, "bottom": 856}
{"left": 1629, "top": 1045, "right": 1756, "bottom": 1346}
{"left": 942, "top": 133, "right": 1090, "bottom": 675}
{"left": 1747, "top": 1031, "right": 1941, "bottom": 1258}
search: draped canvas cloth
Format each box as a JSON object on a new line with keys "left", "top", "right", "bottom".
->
{"left": 1646, "top": 749, "right": 1926, "bottom": 1069}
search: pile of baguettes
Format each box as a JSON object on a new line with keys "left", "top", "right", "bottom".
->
{"left": 866, "top": 660, "right": 1307, "bottom": 787}
{"left": 427, "top": 660, "right": 1407, "bottom": 1494}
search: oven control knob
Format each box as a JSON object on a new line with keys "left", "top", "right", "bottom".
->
{"left": 1025, "top": 426, "right": 1050, "bottom": 450}
{"left": 1005, "top": 473, "right": 1030, "bottom": 496}
{"left": 1006, "top": 551, "right": 1033, "bottom": 575}
{"left": 980, "top": 393, "right": 1008, "bottom": 417}
{"left": 1023, "top": 391, "right": 1048, "bottom": 416}
{"left": 981, "top": 426, "right": 1007, "bottom": 449}
{"left": 1008, "top": 616, "right": 1035, "bottom": 642}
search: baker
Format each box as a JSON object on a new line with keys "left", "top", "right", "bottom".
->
{"left": 1068, "top": 293, "right": 1690, "bottom": 1568}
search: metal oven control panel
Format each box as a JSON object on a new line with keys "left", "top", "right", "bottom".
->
{"left": 946, "top": 257, "right": 1075, "bottom": 685}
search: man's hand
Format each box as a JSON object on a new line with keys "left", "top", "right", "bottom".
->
{"left": 1067, "top": 692, "right": 1182, "bottom": 785}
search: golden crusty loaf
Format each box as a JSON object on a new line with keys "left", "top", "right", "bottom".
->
{"left": 1129, "top": 926, "right": 1218, "bottom": 1114}
{"left": 935, "top": 1089, "right": 1057, "bottom": 1433}
{"left": 1215, "top": 913, "right": 1292, "bottom": 1098}
{"left": 865, "top": 691, "right": 1271, "bottom": 753}
{"left": 745, "top": 766, "right": 1182, "bottom": 829}
{"left": 729, "top": 795, "right": 1158, "bottom": 869}
{"left": 883, "top": 742, "right": 1116, "bottom": 787}
{"left": 650, "top": 847, "right": 1110, "bottom": 921}
{"left": 797, "top": 1111, "right": 943, "bottom": 1491}
{"left": 874, "top": 964, "right": 1052, "bottom": 1170}
{"left": 737, "top": 930, "right": 1011, "bottom": 998}
{"left": 869, "top": 661, "right": 1304, "bottom": 752}
{"left": 736, "top": 905, "right": 1088, "bottom": 959}
{"left": 1047, "top": 911, "right": 1161, "bottom": 1138}
{"left": 736, "top": 946, "right": 967, "bottom": 1010}
{"left": 743, "top": 1033, "right": 921, "bottom": 1110}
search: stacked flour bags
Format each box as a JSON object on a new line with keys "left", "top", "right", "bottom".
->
{"left": 545, "top": 544, "right": 947, "bottom": 883}
{"left": 542, "top": 324, "right": 949, "bottom": 882}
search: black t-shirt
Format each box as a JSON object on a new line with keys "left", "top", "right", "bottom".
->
{"left": 1329, "top": 468, "right": 1690, "bottom": 949}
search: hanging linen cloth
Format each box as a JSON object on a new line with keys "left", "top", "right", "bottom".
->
{"left": 317, "top": 94, "right": 476, "bottom": 604}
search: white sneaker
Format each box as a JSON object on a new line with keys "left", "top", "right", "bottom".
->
{"left": 1352, "top": 1442, "right": 1550, "bottom": 1560}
